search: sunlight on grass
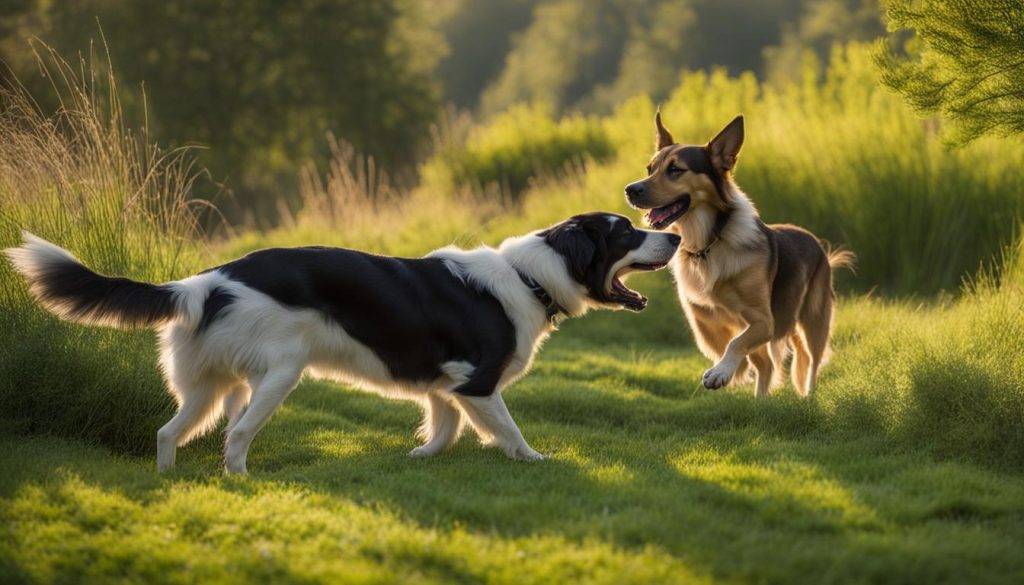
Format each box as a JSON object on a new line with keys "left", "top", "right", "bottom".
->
{"left": 2, "top": 36, "right": 1024, "bottom": 585}
{"left": 671, "top": 445, "right": 881, "bottom": 531}
{"left": 1, "top": 462, "right": 709, "bottom": 585}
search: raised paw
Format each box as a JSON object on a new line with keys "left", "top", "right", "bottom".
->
{"left": 702, "top": 362, "right": 736, "bottom": 389}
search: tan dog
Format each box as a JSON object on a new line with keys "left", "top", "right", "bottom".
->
{"left": 624, "top": 113, "right": 854, "bottom": 397}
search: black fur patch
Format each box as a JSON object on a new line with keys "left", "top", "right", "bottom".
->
{"left": 541, "top": 212, "right": 647, "bottom": 304}
{"left": 26, "top": 256, "right": 177, "bottom": 327}
{"left": 674, "top": 146, "right": 727, "bottom": 199}
{"left": 764, "top": 222, "right": 828, "bottom": 338}
{"left": 212, "top": 247, "right": 517, "bottom": 395}
{"left": 540, "top": 220, "right": 596, "bottom": 282}
{"left": 196, "top": 286, "right": 236, "bottom": 333}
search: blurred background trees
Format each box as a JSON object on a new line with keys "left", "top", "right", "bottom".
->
{"left": 0, "top": 0, "right": 889, "bottom": 221}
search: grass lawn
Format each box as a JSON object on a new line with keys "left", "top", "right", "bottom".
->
{"left": 3, "top": 274, "right": 1023, "bottom": 584}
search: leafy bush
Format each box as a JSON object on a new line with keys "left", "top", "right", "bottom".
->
{"left": 420, "top": 103, "right": 613, "bottom": 199}
{"left": 511, "top": 43, "right": 1024, "bottom": 296}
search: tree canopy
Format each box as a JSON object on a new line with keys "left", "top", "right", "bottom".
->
{"left": 877, "top": 0, "right": 1024, "bottom": 144}
{"left": 0, "top": 0, "right": 444, "bottom": 213}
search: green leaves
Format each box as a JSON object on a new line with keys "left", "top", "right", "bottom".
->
{"left": 876, "top": 0, "right": 1024, "bottom": 145}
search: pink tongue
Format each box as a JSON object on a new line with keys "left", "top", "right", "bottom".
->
{"left": 648, "top": 202, "right": 678, "bottom": 225}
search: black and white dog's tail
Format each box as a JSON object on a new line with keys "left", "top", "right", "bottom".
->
{"left": 4, "top": 231, "right": 186, "bottom": 329}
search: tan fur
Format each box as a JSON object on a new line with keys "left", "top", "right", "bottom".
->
{"left": 627, "top": 113, "right": 854, "bottom": 397}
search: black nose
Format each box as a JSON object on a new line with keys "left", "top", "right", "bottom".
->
{"left": 625, "top": 182, "right": 646, "bottom": 198}
{"left": 667, "top": 233, "right": 681, "bottom": 248}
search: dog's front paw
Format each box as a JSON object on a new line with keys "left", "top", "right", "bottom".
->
{"left": 408, "top": 446, "right": 439, "bottom": 458}
{"left": 514, "top": 446, "right": 548, "bottom": 461}
{"left": 702, "top": 362, "right": 736, "bottom": 389}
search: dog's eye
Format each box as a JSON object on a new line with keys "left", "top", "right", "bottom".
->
{"left": 668, "top": 163, "right": 685, "bottom": 176}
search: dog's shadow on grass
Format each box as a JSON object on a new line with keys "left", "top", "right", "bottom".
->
{"left": 158, "top": 378, "right": 1008, "bottom": 582}
{"left": 7, "top": 372, "right": 1022, "bottom": 584}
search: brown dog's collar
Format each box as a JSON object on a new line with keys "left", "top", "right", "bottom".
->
{"left": 683, "top": 210, "right": 730, "bottom": 261}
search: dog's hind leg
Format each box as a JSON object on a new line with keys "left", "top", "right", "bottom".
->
{"left": 223, "top": 382, "right": 252, "bottom": 435}
{"left": 224, "top": 366, "right": 303, "bottom": 474}
{"left": 799, "top": 260, "right": 835, "bottom": 397}
{"left": 410, "top": 392, "right": 464, "bottom": 458}
{"left": 790, "top": 331, "right": 812, "bottom": 396}
{"left": 747, "top": 345, "right": 774, "bottom": 399}
{"left": 768, "top": 339, "right": 789, "bottom": 389}
{"left": 453, "top": 393, "right": 546, "bottom": 461}
{"left": 156, "top": 374, "right": 224, "bottom": 472}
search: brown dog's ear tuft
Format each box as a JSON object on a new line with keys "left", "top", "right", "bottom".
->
{"left": 707, "top": 115, "right": 744, "bottom": 173}
{"left": 655, "top": 109, "right": 675, "bottom": 152}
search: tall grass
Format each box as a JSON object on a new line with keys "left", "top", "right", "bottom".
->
{"left": 648, "top": 44, "right": 1024, "bottom": 295}
{"left": 3, "top": 41, "right": 1023, "bottom": 471}
{"left": 420, "top": 103, "right": 612, "bottom": 200}
{"left": 223, "top": 137, "right": 505, "bottom": 260}
{"left": 418, "top": 43, "right": 1024, "bottom": 295}
{"left": 0, "top": 45, "right": 205, "bottom": 454}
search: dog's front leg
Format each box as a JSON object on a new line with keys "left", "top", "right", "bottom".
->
{"left": 453, "top": 392, "right": 547, "bottom": 461}
{"left": 702, "top": 306, "right": 773, "bottom": 392}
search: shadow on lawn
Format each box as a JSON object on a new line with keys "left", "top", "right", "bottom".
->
{"left": 3, "top": 370, "right": 1023, "bottom": 584}
{"left": 179, "top": 383, "right": 1018, "bottom": 582}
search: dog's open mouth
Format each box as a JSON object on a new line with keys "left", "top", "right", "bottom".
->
{"left": 645, "top": 194, "right": 691, "bottom": 230}
{"left": 609, "top": 261, "right": 668, "bottom": 311}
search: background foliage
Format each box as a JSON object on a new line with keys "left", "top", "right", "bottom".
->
{"left": 2, "top": 2, "right": 1024, "bottom": 583}
{"left": 876, "top": 0, "right": 1024, "bottom": 145}
{"left": 0, "top": 0, "right": 888, "bottom": 221}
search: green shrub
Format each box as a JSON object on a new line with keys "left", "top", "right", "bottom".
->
{"left": 420, "top": 103, "right": 613, "bottom": 199}
{"left": 581, "top": 44, "right": 1024, "bottom": 295}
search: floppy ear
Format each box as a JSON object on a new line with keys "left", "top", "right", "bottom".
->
{"left": 655, "top": 110, "right": 675, "bottom": 152}
{"left": 707, "top": 115, "right": 744, "bottom": 173}
{"left": 544, "top": 221, "right": 596, "bottom": 283}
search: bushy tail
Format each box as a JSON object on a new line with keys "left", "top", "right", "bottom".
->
{"left": 4, "top": 231, "right": 179, "bottom": 329}
{"left": 827, "top": 247, "right": 857, "bottom": 274}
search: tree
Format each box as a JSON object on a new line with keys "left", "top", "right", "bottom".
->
{"left": 876, "top": 0, "right": 1024, "bottom": 144}
{"left": 0, "top": 0, "right": 445, "bottom": 214}
{"left": 763, "top": 0, "right": 884, "bottom": 86}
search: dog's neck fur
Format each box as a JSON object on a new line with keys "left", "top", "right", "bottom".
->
{"left": 676, "top": 180, "right": 761, "bottom": 255}
{"left": 428, "top": 234, "right": 589, "bottom": 338}
{"left": 498, "top": 233, "right": 590, "bottom": 318}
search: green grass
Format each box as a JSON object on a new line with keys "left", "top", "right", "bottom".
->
{"left": 3, "top": 269, "right": 1024, "bottom": 584}
{"left": 3, "top": 40, "right": 1024, "bottom": 584}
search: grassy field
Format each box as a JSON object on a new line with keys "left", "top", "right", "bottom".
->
{"left": 3, "top": 285, "right": 1024, "bottom": 584}
{"left": 2, "top": 43, "right": 1024, "bottom": 583}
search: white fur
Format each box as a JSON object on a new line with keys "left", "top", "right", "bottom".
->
{"left": 8, "top": 226, "right": 673, "bottom": 473}
{"left": 154, "top": 245, "right": 564, "bottom": 473}
{"left": 671, "top": 183, "right": 764, "bottom": 306}
{"left": 7, "top": 232, "right": 592, "bottom": 473}
{"left": 605, "top": 228, "right": 681, "bottom": 290}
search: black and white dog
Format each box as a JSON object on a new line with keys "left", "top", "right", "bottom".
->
{"left": 6, "top": 213, "right": 679, "bottom": 473}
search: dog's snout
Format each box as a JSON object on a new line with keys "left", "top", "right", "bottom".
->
{"left": 625, "top": 182, "right": 646, "bottom": 199}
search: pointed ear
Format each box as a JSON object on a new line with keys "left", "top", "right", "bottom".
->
{"left": 655, "top": 109, "right": 675, "bottom": 152}
{"left": 543, "top": 221, "right": 596, "bottom": 283}
{"left": 707, "top": 115, "right": 744, "bottom": 173}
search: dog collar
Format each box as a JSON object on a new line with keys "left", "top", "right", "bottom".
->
{"left": 516, "top": 271, "right": 565, "bottom": 324}
{"left": 684, "top": 209, "right": 730, "bottom": 261}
